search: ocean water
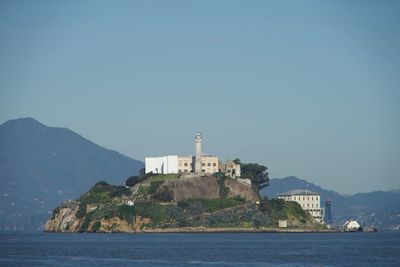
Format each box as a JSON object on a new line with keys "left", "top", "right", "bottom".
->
{"left": 0, "top": 231, "right": 399, "bottom": 266}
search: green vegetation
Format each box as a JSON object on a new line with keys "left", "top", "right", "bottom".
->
{"left": 149, "top": 181, "right": 165, "bottom": 194}
{"left": 235, "top": 159, "right": 269, "bottom": 190}
{"left": 76, "top": 181, "right": 131, "bottom": 219}
{"left": 92, "top": 221, "right": 101, "bottom": 232}
{"left": 115, "top": 202, "right": 167, "bottom": 226}
{"left": 125, "top": 172, "right": 179, "bottom": 187}
{"left": 117, "top": 204, "right": 136, "bottom": 222}
{"left": 82, "top": 181, "right": 130, "bottom": 200}
{"left": 145, "top": 174, "right": 179, "bottom": 183}
{"left": 125, "top": 175, "right": 146, "bottom": 187}
{"left": 134, "top": 201, "right": 167, "bottom": 226}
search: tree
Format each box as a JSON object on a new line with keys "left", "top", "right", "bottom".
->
{"left": 125, "top": 176, "right": 142, "bottom": 187}
{"left": 240, "top": 162, "right": 269, "bottom": 190}
{"left": 125, "top": 171, "right": 155, "bottom": 187}
{"left": 233, "top": 158, "right": 241, "bottom": 165}
{"left": 259, "top": 196, "right": 271, "bottom": 213}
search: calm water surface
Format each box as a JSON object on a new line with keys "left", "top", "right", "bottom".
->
{"left": 1, "top": 231, "right": 399, "bottom": 266}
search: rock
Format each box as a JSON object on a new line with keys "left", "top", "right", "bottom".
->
{"left": 158, "top": 176, "right": 220, "bottom": 202}
{"left": 225, "top": 178, "right": 259, "bottom": 202}
{"left": 45, "top": 201, "right": 152, "bottom": 233}
{"left": 156, "top": 176, "right": 259, "bottom": 202}
{"left": 44, "top": 201, "right": 81, "bottom": 232}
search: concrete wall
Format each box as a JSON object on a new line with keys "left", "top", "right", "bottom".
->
{"left": 145, "top": 156, "right": 178, "bottom": 174}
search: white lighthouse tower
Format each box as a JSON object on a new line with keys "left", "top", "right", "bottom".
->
{"left": 194, "top": 132, "right": 202, "bottom": 175}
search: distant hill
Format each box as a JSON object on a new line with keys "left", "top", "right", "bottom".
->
{"left": 0, "top": 118, "right": 143, "bottom": 231}
{"left": 261, "top": 176, "right": 400, "bottom": 229}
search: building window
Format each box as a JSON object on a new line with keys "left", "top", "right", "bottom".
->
{"left": 184, "top": 163, "right": 188, "bottom": 167}
{"left": 202, "top": 163, "right": 205, "bottom": 166}
{"left": 213, "top": 163, "right": 216, "bottom": 167}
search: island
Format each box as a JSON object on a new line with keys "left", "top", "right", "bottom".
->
{"left": 45, "top": 172, "right": 328, "bottom": 233}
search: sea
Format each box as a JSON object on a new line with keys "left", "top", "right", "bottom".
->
{"left": 1, "top": 231, "right": 399, "bottom": 266}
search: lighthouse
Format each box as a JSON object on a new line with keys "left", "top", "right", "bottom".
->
{"left": 194, "top": 132, "right": 202, "bottom": 175}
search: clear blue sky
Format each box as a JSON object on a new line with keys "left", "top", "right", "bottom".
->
{"left": 1, "top": 0, "right": 399, "bottom": 194}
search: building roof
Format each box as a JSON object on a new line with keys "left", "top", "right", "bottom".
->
{"left": 277, "top": 189, "right": 320, "bottom": 196}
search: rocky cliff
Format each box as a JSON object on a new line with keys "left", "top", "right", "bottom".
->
{"left": 154, "top": 175, "right": 259, "bottom": 202}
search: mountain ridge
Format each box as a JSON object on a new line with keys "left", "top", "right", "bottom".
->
{"left": 0, "top": 117, "right": 143, "bottom": 231}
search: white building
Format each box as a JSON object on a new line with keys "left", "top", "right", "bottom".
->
{"left": 145, "top": 155, "right": 178, "bottom": 174}
{"left": 278, "top": 189, "right": 324, "bottom": 223}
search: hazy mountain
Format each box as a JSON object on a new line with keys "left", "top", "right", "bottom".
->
{"left": 0, "top": 118, "right": 143, "bottom": 231}
{"left": 261, "top": 176, "right": 400, "bottom": 229}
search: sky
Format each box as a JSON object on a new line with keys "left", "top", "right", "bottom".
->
{"left": 0, "top": 0, "right": 399, "bottom": 194}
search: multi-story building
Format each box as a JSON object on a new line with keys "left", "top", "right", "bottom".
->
{"left": 177, "top": 155, "right": 219, "bottom": 174}
{"left": 277, "top": 189, "right": 324, "bottom": 223}
{"left": 145, "top": 133, "right": 236, "bottom": 177}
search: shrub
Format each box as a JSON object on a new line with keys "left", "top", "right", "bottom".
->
{"left": 117, "top": 205, "right": 136, "bottom": 223}
{"left": 238, "top": 161, "right": 269, "bottom": 190}
{"left": 80, "top": 191, "right": 112, "bottom": 204}
{"left": 125, "top": 172, "right": 156, "bottom": 187}
{"left": 92, "top": 221, "right": 101, "bottom": 232}
{"left": 125, "top": 176, "right": 143, "bottom": 187}
{"left": 109, "top": 186, "right": 131, "bottom": 198}
{"left": 134, "top": 201, "right": 166, "bottom": 226}
{"left": 259, "top": 197, "right": 271, "bottom": 214}
{"left": 76, "top": 204, "right": 87, "bottom": 219}
{"left": 149, "top": 181, "right": 164, "bottom": 194}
